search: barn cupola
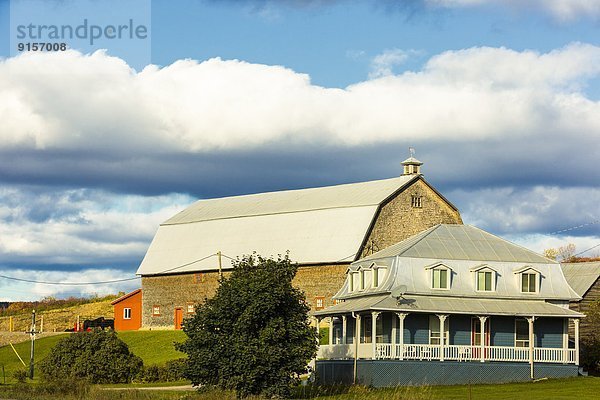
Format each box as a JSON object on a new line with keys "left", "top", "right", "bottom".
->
{"left": 401, "top": 147, "right": 423, "bottom": 175}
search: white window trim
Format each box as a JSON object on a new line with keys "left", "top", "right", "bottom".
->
{"left": 475, "top": 269, "right": 496, "bottom": 292}
{"left": 520, "top": 272, "right": 539, "bottom": 294}
{"left": 123, "top": 308, "right": 131, "bottom": 320}
{"left": 426, "top": 264, "right": 452, "bottom": 290}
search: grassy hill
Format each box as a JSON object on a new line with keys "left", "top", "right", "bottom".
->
{"left": 0, "top": 330, "right": 186, "bottom": 384}
{"left": 0, "top": 298, "right": 115, "bottom": 334}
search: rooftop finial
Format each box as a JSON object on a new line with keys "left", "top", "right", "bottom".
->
{"left": 409, "top": 147, "right": 415, "bottom": 158}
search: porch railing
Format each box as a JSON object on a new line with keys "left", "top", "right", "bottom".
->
{"left": 318, "top": 344, "right": 577, "bottom": 364}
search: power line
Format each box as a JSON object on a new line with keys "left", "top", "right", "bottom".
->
{"left": 549, "top": 219, "right": 600, "bottom": 235}
{"left": 0, "top": 274, "right": 140, "bottom": 285}
{"left": 573, "top": 243, "right": 600, "bottom": 258}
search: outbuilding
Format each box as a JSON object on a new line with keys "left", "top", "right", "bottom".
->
{"left": 111, "top": 289, "right": 142, "bottom": 331}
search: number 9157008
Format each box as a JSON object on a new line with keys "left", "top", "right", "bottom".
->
{"left": 17, "top": 42, "right": 67, "bottom": 51}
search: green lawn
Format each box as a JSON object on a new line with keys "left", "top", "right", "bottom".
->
{"left": 0, "top": 330, "right": 187, "bottom": 384}
{"left": 0, "top": 333, "right": 66, "bottom": 384}
{"left": 117, "top": 330, "right": 187, "bottom": 366}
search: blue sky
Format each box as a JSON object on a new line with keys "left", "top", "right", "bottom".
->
{"left": 0, "top": 0, "right": 599, "bottom": 300}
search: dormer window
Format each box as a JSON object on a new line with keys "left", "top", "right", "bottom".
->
{"left": 349, "top": 271, "right": 360, "bottom": 292}
{"left": 513, "top": 266, "right": 541, "bottom": 294}
{"left": 477, "top": 271, "right": 493, "bottom": 291}
{"left": 371, "top": 264, "right": 387, "bottom": 288}
{"left": 426, "top": 263, "right": 451, "bottom": 290}
{"left": 521, "top": 273, "right": 537, "bottom": 293}
{"left": 470, "top": 265, "right": 497, "bottom": 292}
{"left": 360, "top": 268, "right": 372, "bottom": 290}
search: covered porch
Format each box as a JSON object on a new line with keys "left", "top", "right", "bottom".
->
{"left": 313, "top": 294, "right": 583, "bottom": 366}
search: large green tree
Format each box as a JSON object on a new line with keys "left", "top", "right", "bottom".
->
{"left": 177, "top": 254, "right": 318, "bottom": 398}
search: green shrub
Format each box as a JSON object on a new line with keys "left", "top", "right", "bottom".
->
{"left": 136, "top": 358, "right": 186, "bottom": 383}
{"left": 40, "top": 330, "right": 142, "bottom": 384}
{"left": 12, "top": 369, "right": 28, "bottom": 383}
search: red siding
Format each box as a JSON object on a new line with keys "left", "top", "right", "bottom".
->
{"left": 112, "top": 289, "right": 142, "bottom": 331}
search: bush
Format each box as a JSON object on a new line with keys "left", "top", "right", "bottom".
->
{"left": 40, "top": 329, "right": 142, "bottom": 384}
{"left": 136, "top": 358, "right": 187, "bottom": 383}
{"left": 12, "top": 369, "right": 28, "bottom": 383}
{"left": 177, "top": 254, "right": 318, "bottom": 398}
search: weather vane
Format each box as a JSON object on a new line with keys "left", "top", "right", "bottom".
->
{"left": 409, "top": 147, "right": 415, "bottom": 158}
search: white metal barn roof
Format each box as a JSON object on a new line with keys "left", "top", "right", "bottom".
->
{"left": 137, "top": 175, "right": 423, "bottom": 276}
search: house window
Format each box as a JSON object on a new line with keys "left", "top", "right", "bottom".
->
{"left": 372, "top": 267, "right": 387, "bottom": 288}
{"left": 123, "top": 308, "right": 131, "bottom": 320}
{"left": 411, "top": 195, "right": 423, "bottom": 208}
{"left": 361, "top": 315, "right": 372, "bottom": 343}
{"left": 187, "top": 303, "right": 195, "bottom": 314}
{"left": 350, "top": 272, "right": 360, "bottom": 292}
{"left": 521, "top": 273, "right": 537, "bottom": 293}
{"left": 432, "top": 268, "right": 449, "bottom": 289}
{"left": 360, "top": 269, "right": 372, "bottom": 290}
{"left": 429, "top": 316, "right": 449, "bottom": 345}
{"left": 515, "top": 319, "right": 529, "bottom": 347}
{"left": 152, "top": 305, "right": 161, "bottom": 316}
{"left": 194, "top": 273, "right": 204, "bottom": 284}
{"left": 477, "top": 271, "right": 493, "bottom": 291}
{"left": 315, "top": 296, "right": 325, "bottom": 310}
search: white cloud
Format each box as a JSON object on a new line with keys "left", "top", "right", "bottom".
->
{"left": 0, "top": 187, "right": 194, "bottom": 266}
{"left": 0, "top": 269, "right": 140, "bottom": 301}
{"left": 1, "top": 43, "right": 599, "bottom": 153}
{"left": 426, "top": 0, "right": 600, "bottom": 21}
{"left": 369, "top": 48, "right": 413, "bottom": 79}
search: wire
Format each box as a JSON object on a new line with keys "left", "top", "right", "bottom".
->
{"left": 0, "top": 274, "right": 139, "bottom": 285}
{"left": 549, "top": 219, "right": 600, "bottom": 235}
{"left": 154, "top": 253, "right": 217, "bottom": 274}
{"left": 573, "top": 243, "right": 600, "bottom": 258}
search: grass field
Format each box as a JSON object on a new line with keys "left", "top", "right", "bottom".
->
{"left": 0, "top": 330, "right": 187, "bottom": 384}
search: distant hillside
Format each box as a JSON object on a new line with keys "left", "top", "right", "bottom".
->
{"left": 0, "top": 295, "right": 118, "bottom": 333}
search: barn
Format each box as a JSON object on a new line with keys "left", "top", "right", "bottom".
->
{"left": 136, "top": 157, "right": 463, "bottom": 329}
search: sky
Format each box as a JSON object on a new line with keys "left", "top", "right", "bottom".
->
{"left": 0, "top": 0, "right": 599, "bottom": 301}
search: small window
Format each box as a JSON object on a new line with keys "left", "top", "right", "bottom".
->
{"left": 350, "top": 272, "right": 360, "bottom": 292}
{"left": 411, "top": 195, "right": 423, "bottom": 208}
{"left": 187, "top": 303, "right": 195, "bottom": 314}
{"left": 432, "top": 268, "right": 449, "bottom": 289}
{"left": 315, "top": 296, "right": 325, "bottom": 310}
{"left": 152, "top": 305, "right": 161, "bottom": 316}
{"left": 194, "top": 273, "right": 204, "bottom": 284}
{"left": 477, "top": 271, "right": 493, "bottom": 291}
{"left": 123, "top": 308, "right": 131, "bottom": 320}
{"left": 376, "top": 268, "right": 387, "bottom": 288}
{"left": 515, "top": 319, "right": 529, "bottom": 347}
{"left": 521, "top": 273, "right": 537, "bottom": 293}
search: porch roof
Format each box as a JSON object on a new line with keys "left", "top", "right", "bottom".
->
{"left": 314, "top": 294, "right": 583, "bottom": 318}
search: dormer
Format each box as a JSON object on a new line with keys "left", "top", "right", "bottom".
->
{"left": 370, "top": 263, "right": 388, "bottom": 288}
{"left": 470, "top": 264, "right": 498, "bottom": 292}
{"left": 425, "top": 263, "right": 452, "bottom": 290}
{"left": 513, "top": 266, "right": 543, "bottom": 294}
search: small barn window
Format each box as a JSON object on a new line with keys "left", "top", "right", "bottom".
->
{"left": 194, "top": 273, "right": 204, "bottom": 284}
{"left": 123, "top": 308, "right": 131, "bottom": 320}
{"left": 187, "top": 303, "right": 195, "bottom": 314}
{"left": 411, "top": 195, "right": 423, "bottom": 208}
{"left": 152, "top": 305, "right": 161, "bottom": 316}
{"left": 315, "top": 296, "right": 325, "bottom": 310}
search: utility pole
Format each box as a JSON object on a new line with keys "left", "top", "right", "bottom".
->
{"left": 25, "top": 310, "right": 40, "bottom": 380}
{"left": 217, "top": 250, "right": 223, "bottom": 279}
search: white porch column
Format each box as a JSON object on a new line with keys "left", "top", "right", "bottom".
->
{"left": 527, "top": 316, "right": 536, "bottom": 379}
{"left": 315, "top": 317, "right": 321, "bottom": 337}
{"left": 478, "top": 316, "right": 488, "bottom": 363}
{"left": 438, "top": 314, "right": 448, "bottom": 362}
{"left": 353, "top": 313, "right": 361, "bottom": 385}
{"left": 342, "top": 315, "right": 347, "bottom": 345}
{"left": 574, "top": 318, "right": 580, "bottom": 366}
{"left": 371, "top": 311, "right": 380, "bottom": 359}
{"left": 562, "top": 319, "right": 568, "bottom": 364}
{"left": 397, "top": 313, "right": 407, "bottom": 360}
{"left": 329, "top": 316, "right": 334, "bottom": 346}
